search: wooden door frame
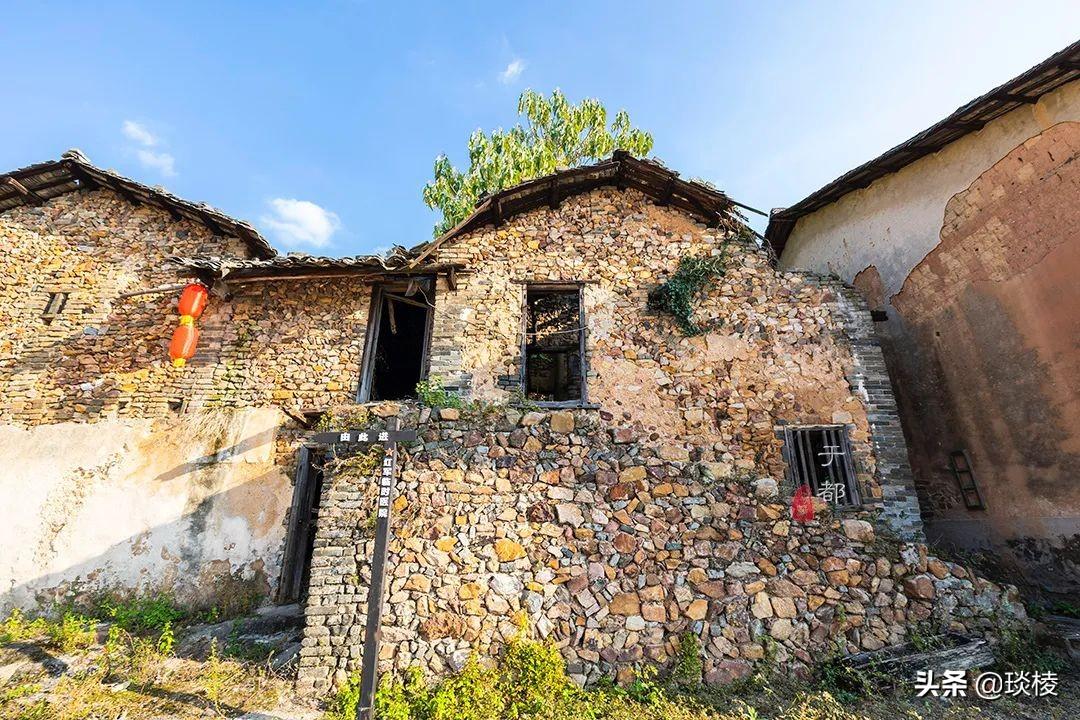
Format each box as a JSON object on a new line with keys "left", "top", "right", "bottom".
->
{"left": 356, "top": 280, "right": 435, "bottom": 403}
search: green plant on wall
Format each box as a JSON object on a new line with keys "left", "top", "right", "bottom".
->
{"left": 647, "top": 252, "right": 728, "bottom": 336}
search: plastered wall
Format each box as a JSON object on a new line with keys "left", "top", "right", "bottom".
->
{"left": 778, "top": 80, "right": 1080, "bottom": 591}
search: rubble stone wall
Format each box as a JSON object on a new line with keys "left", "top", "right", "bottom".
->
{"left": 0, "top": 187, "right": 250, "bottom": 426}
{"left": 296, "top": 407, "right": 1026, "bottom": 694}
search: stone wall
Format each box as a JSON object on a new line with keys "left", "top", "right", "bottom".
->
{"left": 0, "top": 187, "right": 250, "bottom": 425}
{"left": 296, "top": 406, "right": 1025, "bottom": 694}
{"left": 0, "top": 179, "right": 941, "bottom": 690}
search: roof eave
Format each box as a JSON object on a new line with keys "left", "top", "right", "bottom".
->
{"left": 765, "top": 40, "right": 1080, "bottom": 258}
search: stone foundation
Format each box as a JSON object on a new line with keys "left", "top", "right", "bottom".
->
{"left": 295, "top": 406, "right": 1024, "bottom": 694}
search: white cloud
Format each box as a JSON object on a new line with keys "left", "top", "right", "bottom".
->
{"left": 260, "top": 198, "right": 341, "bottom": 249}
{"left": 498, "top": 58, "right": 525, "bottom": 84}
{"left": 122, "top": 120, "right": 158, "bottom": 146}
{"left": 122, "top": 120, "right": 176, "bottom": 176}
{"left": 136, "top": 149, "right": 176, "bottom": 177}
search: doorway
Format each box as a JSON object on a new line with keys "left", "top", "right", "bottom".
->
{"left": 358, "top": 283, "right": 434, "bottom": 402}
{"left": 277, "top": 447, "right": 324, "bottom": 604}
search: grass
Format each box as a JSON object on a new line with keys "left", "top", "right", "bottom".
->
{"left": 317, "top": 629, "right": 1076, "bottom": 720}
{"left": 1, "top": 611, "right": 289, "bottom": 720}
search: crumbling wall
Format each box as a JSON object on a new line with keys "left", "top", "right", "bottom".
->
{"left": 777, "top": 80, "right": 1080, "bottom": 592}
{"left": 420, "top": 188, "right": 920, "bottom": 537}
{"left": 0, "top": 407, "right": 292, "bottom": 612}
{"left": 0, "top": 181, "right": 922, "bottom": 618}
{"left": 890, "top": 121, "right": 1080, "bottom": 591}
{"left": 296, "top": 407, "right": 1025, "bottom": 694}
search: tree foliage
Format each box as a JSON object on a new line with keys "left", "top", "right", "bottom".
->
{"left": 423, "top": 89, "right": 654, "bottom": 236}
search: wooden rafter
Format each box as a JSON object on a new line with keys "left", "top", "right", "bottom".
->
{"left": 3, "top": 177, "right": 45, "bottom": 205}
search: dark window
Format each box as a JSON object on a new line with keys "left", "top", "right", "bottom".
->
{"left": 358, "top": 283, "right": 433, "bottom": 402}
{"left": 523, "top": 285, "right": 586, "bottom": 404}
{"left": 42, "top": 291, "right": 69, "bottom": 322}
{"left": 949, "top": 450, "right": 985, "bottom": 510}
{"left": 782, "top": 425, "right": 860, "bottom": 507}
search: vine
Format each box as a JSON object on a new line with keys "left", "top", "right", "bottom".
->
{"left": 647, "top": 250, "right": 728, "bottom": 336}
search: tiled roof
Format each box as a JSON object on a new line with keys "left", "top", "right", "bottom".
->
{"left": 0, "top": 149, "right": 275, "bottom": 258}
{"left": 168, "top": 246, "right": 415, "bottom": 278}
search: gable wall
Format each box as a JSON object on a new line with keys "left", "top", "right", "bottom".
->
{"left": 777, "top": 79, "right": 1080, "bottom": 592}
{"left": 425, "top": 188, "right": 910, "bottom": 514}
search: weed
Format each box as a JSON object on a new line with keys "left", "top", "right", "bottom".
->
{"left": 416, "top": 376, "right": 465, "bottom": 409}
{"left": 334, "top": 443, "right": 385, "bottom": 479}
{"left": 906, "top": 622, "right": 947, "bottom": 653}
{"left": 0, "top": 609, "right": 48, "bottom": 643}
{"left": 671, "top": 633, "right": 704, "bottom": 686}
{"left": 204, "top": 638, "right": 227, "bottom": 711}
{"left": 44, "top": 611, "right": 95, "bottom": 652}
{"left": 1, "top": 682, "right": 41, "bottom": 704}
{"left": 623, "top": 665, "right": 665, "bottom": 706}
{"left": 156, "top": 620, "right": 175, "bottom": 656}
{"left": 327, "top": 672, "right": 364, "bottom": 720}
{"left": 647, "top": 251, "right": 729, "bottom": 336}
{"left": 316, "top": 406, "right": 373, "bottom": 432}
{"left": 224, "top": 620, "right": 275, "bottom": 663}
{"left": 994, "top": 623, "right": 1067, "bottom": 673}
{"left": 93, "top": 592, "right": 185, "bottom": 635}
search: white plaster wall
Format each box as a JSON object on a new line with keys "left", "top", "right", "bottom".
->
{"left": 778, "top": 79, "right": 1080, "bottom": 295}
{"left": 0, "top": 407, "right": 291, "bottom": 611}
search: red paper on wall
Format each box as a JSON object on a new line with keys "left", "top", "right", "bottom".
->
{"left": 791, "top": 483, "right": 814, "bottom": 522}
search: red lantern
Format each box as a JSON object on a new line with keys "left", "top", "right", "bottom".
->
{"left": 169, "top": 320, "right": 199, "bottom": 368}
{"left": 177, "top": 283, "right": 208, "bottom": 321}
{"left": 791, "top": 484, "right": 815, "bottom": 523}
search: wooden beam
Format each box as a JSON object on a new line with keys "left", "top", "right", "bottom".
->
{"left": 384, "top": 292, "right": 430, "bottom": 310}
{"left": 199, "top": 211, "right": 224, "bottom": 236}
{"left": 62, "top": 161, "right": 101, "bottom": 191}
{"left": 104, "top": 177, "right": 143, "bottom": 206}
{"left": 548, "top": 178, "right": 560, "bottom": 209}
{"left": 220, "top": 263, "right": 469, "bottom": 284}
{"left": 115, "top": 282, "right": 189, "bottom": 299}
{"left": 946, "top": 120, "right": 986, "bottom": 131}
{"left": 9, "top": 175, "right": 79, "bottom": 195}
{"left": 995, "top": 92, "right": 1035, "bottom": 104}
{"left": 386, "top": 297, "right": 398, "bottom": 333}
{"left": 658, "top": 177, "right": 676, "bottom": 206}
{"left": 492, "top": 196, "right": 503, "bottom": 227}
{"left": 156, "top": 200, "right": 184, "bottom": 222}
{"left": 446, "top": 265, "right": 457, "bottom": 291}
{"left": 3, "top": 177, "right": 45, "bottom": 205}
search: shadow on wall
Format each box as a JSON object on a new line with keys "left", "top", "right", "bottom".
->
{"left": 925, "top": 520, "right": 1080, "bottom": 596}
{"left": 2, "top": 476, "right": 290, "bottom": 614}
{"left": 0, "top": 417, "right": 294, "bottom": 614}
{"left": 877, "top": 121, "right": 1080, "bottom": 594}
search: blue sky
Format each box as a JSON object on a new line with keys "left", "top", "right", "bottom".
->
{"left": 2, "top": 2, "right": 1078, "bottom": 255}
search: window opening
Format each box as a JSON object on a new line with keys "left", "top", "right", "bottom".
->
{"left": 524, "top": 285, "right": 585, "bottom": 403}
{"left": 782, "top": 424, "right": 860, "bottom": 507}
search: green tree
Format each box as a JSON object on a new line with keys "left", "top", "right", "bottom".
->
{"left": 423, "top": 89, "right": 654, "bottom": 236}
